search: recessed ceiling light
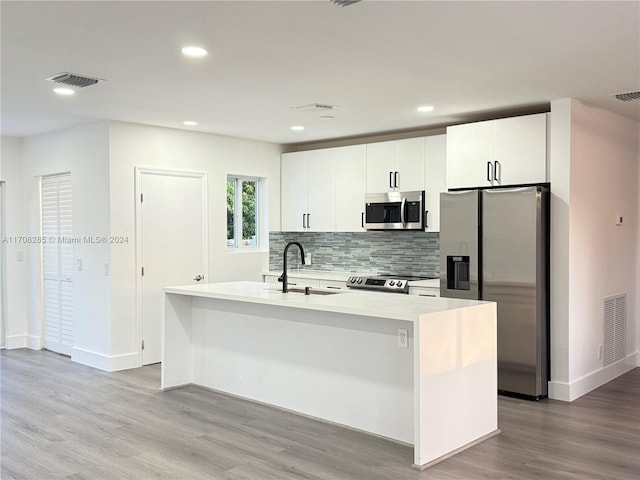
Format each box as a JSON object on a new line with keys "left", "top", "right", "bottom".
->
{"left": 53, "top": 87, "right": 75, "bottom": 96}
{"left": 181, "top": 46, "right": 208, "bottom": 58}
{"left": 417, "top": 105, "right": 434, "bottom": 113}
{"left": 183, "top": 121, "right": 198, "bottom": 126}
{"left": 290, "top": 126, "right": 305, "bottom": 131}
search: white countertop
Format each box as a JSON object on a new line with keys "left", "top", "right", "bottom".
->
{"left": 165, "top": 281, "right": 485, "bottom": 323}
{"left": 263, "top": 270, "right": 440, "bottom": 288}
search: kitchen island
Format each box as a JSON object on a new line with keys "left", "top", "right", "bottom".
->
{"left": 163, "top": 281, "right": 498, "bottom": 469}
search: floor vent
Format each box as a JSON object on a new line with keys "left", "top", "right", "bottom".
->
{"left": 603, "top": 294, "right": 626, "bottom": 366}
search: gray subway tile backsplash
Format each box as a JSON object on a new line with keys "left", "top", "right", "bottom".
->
{"left": 270, "top": 231, "right": 439, "bottom": 277}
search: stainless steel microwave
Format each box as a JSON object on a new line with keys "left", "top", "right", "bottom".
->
{"left": 364, "top": 190, "right": 425, "bottom": 230}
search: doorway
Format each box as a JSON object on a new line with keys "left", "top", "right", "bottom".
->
{"left": 135, "top": 168, "right": 208, "bottom": 365}
{"left": 41, "top": 174, "right": 74, "bottom": 355}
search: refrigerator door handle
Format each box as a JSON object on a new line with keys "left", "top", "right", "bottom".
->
{"left": 487, "top": 161, "right": 494, "bottom": 184}
{"left": 494, "top": 160, "right": 501, "bottom": 184}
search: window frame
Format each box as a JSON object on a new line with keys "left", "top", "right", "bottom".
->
{"left": 227, "top": 174, "right": 263, "bottom": 250}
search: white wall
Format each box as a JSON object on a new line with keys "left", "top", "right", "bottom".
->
{"left": 0, "top": 136, "right": 28, "bottom": 348}
{"left": 108, "top": 122, "right": 282, "bottom": 362}
{"left": 549, "top": 99, "right": 639, "bottom": 401}
{"left": 22, "top": 122, "right": 112, "bottom": 364}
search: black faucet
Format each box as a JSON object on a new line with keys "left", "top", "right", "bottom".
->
{"left": 279, "top": 241, "right": 306, "bottom": 293}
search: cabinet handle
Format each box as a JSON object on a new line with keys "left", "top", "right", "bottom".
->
{"left": 302, "top": 213, "right": 306, "bottom": 229}
{"left": 389, "top": 171, "right": 394, "bottom": 189}
{"left": 307, "top": 213, "right": 310, "bottom": 229}
{"left": 394, "top": 171, "right": 399, "bottom": 188}
{"left": 487, "top": 161, "right": 494, "bottom": 184}
{"left": 326, "top": 286, "right": 342, "bottom": 290}
{"left": 494, "top": 161, "right": 501, "bottom": 184}
{"left": 361, "top": 211, "right": 365, "bottom": 228}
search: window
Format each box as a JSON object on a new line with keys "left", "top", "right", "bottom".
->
{"left": 227, "top": 176, "right": 261, "bottom": 248}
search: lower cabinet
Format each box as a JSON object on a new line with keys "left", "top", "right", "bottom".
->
{"left": 408, "top": 286, "right": 440, "bottom": 298}
{"left": 263, "top": 274, "right": 320, "bottom": 289}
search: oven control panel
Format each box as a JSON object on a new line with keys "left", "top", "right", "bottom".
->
{"left": 346, "top": 276, "right": 408, "bottom": 293}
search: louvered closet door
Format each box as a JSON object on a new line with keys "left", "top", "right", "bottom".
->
{"left": 42, "top": 175, "right": 73, "bottom": 355}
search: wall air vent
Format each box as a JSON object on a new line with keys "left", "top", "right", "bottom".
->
{"left": 292, "top": 103, "right": 340, "bottom": 112}
{"left": 45, "top": 72, "right": 104, "bottom": 88}
{"left": 603, "top": 293, "right": 626, "bottom": 366}
{"left": 613, "top": 91, "right": 640, "bottom": 102}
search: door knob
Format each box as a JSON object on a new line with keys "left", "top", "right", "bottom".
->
{"left": 193, "top": 274, "right": 204, "bottom": 282}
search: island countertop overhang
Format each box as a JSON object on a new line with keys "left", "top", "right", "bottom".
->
{"left": 164, "top": 281, "right": 491, "bottom": 323}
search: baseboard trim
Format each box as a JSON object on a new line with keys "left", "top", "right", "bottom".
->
{"left": 5, "top": 335, "right": 27, "bottom": 349}
{"left": 71, "top": 347, "right": 140, "bottom": 372}
{"left": 27, "top": 335, "right": 42, "bottom": 350}
{"left": 412, "top": 429, "right": 501, "bottom": 470}
{"left": 549, "top": 353, "right": 638, "bottom": 402}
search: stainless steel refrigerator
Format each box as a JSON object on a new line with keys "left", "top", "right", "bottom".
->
{"left": 439, "top": 185, "right": 549, "bottom": 399}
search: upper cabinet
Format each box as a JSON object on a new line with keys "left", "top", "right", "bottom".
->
{"left": 335, "top": 145, "right": 367, "bottom": 232}
{"left": 366, "top": 137, "right": 425, "bottom": 192}
{"left": 424, "top": 134, "right": 446, "bottom": 232}
{"left": 446, "top": 113, "right": 547, "bottom": 189}
{"left": 281, "top": 145, "right": 366, "bottom": 233}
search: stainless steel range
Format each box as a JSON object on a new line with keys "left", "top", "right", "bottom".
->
{"left": 346, "top": 274, "right": 437, "bottom": 294}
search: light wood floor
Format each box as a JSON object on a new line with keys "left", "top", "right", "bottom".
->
{"left": 1, "top": 349, "right": 638, "bottom": 480}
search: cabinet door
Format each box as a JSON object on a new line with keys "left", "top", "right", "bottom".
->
{"left": 446, "top": 121, "right": 494, "bottom": 189}
{"left": 493, "top": 113, "right": 547, "bottom": 186}
{"left": 425, "top": 134, "right": 446, "bottom": 232}
{"left": 281, "top": 152, "right": 308, "bottom": 232}
{"left": 336, "top": 145, "right": 367, "bottom": 231}
{"left": 307, "top": 148, "right": 337, "bottom": 232}
{"left": 394, "top": 137, "right": 425, "bottom": 191}
{"left": 366, "top": 141, "right": 395, "bottom": 192}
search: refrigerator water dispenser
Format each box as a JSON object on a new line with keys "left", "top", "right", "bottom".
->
{"left": 447, "top": 255, "right": 470, "bottom": 290}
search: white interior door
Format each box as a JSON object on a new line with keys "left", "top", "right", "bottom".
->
{"left": 41, "top": 174, "right": 74, "bottom": 355}
{"left": 0, "top": 181, "right": 5, "bottom": 349}
{"left": 139, "top": 170, "right": 206, "bottom": 365}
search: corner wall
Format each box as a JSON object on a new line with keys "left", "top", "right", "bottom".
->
{"left": 549, "top": 99, "right": 639, "bottom": 401}
{"left": 22, "top": 122, "right": 112, "bottom": 365}
{"left": 107, "top": 122, "right": 282, "bottom": 363}
{"left": 0, "top": 136, "right": 28, "bottom": 348}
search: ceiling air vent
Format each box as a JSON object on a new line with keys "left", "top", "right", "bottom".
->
{"left": 613, "top": 91, "right": 640, "bottom": 102}
{"left": 329, "top": 0, "right": 362, "bottom": 6}
{"left": 45, "top": 72, "right": 104, "bottom": 88}
{"left": 292, "top": 103, "right": 339, "bottom": 112}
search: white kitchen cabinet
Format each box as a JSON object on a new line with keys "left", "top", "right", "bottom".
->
{"left": 263, "top": 274, "right": 320, "bottom": 289}
{"left": 446, "top": 113, "right": 547, "bottom": 189}
{"left": 307, "top": 149, "right": 337, "bottom": 232}
{"left": 281, "top": 150, "right": 337, "bottom": 232}
{"left": 335, "top": 144, "right": 366, "bottom": 231}
{"left": 281, "top": 152, "right": 309, "bottom": 232}
{"left": 446, "top": 120, "right": 494, "bottom": 189}
{"left": 424, "top": 134, "right": 446, "bottom": 232}
{"left": 493, "top": 113, "right": 547, "bottom": 185}
{"left": 366, "top": 137, "right": 425, "bottom": 192}
{"left": 318, "top": 279, "right": 348, "bottom": 290}
{"left": 408, "top": 286, "right": 440, "bottom": 297}
{"left": 282, "top": 145, "right": 365, "bottom": 233}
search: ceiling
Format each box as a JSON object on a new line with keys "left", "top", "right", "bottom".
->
{"left": 2, "top": 1, "right": 639, "bottom": 145}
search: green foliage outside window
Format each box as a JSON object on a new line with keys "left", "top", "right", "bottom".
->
{"left": 227, "top": 177, "right": 258, "bottom": 247}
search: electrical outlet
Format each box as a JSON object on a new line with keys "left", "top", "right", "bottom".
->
{"left": 615, "top": 214, "right": 623, "bottom": 226}
{"left": 104, "top": 262, "right": 110, "bottom": 276}
{"left": 305, "top": 254, "right": 311, "bottom": 265}
{"left": 76, "top": 258, "right": 83, "bottom": 271}
{"left": 397, "top": 328, "right": 408, "bottom": 348}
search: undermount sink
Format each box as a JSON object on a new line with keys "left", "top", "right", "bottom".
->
{"left": 283, "top": 287, "right": 343, "bottom": 296}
